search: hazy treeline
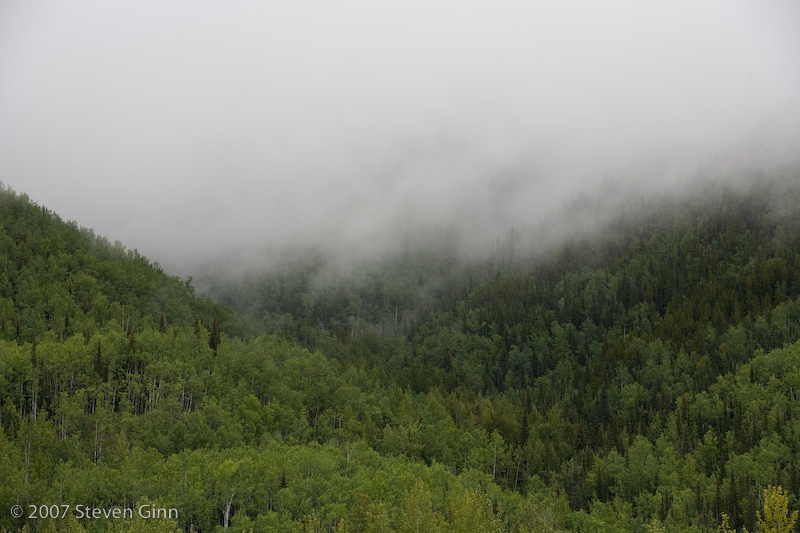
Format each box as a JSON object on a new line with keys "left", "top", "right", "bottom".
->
{"left": 1, "top": 177, "right": 800, "bottom": 531}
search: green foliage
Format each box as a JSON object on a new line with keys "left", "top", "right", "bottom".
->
{"left": 3, "top": 176, "right": 800, "bottom": 531}
{"left": 756, "top": 485, "right": 798, "bottom": 533}
{"left": 0, "top": 183, "right": 234, "bottom": 345}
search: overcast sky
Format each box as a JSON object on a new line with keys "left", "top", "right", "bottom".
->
{"left": 1, "top": 1, "right": 799, "bottom": 275}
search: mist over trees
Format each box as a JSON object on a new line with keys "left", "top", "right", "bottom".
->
{"left": 1, "top": 2, "right": 800, "bottom": 531}
{"left": 2, "top": 172, "right": 800, "bottom": 531}
{"left": 2, "top": 1, "right": 798, "bottom": 277}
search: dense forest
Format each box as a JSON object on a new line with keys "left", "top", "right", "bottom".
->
{"left": 1, "top": 175, "right": 800, "bottom": 532}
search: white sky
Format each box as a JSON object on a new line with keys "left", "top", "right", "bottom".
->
{"left": 1, "top": 1, "right": 799, "bottom": 273}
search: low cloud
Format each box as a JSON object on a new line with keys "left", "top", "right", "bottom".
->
{"left": 1, "top": 0, "right": 798, "bottom": 276}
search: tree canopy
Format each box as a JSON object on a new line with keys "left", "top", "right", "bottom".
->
{"left": 1, "top": 176, "right": 800, "bottom": 531}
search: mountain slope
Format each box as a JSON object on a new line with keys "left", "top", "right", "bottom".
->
{"left": 205, "top": 174, "right": 800, "bottom": 530}
{"left": 0, "top": 184, "right": 234, "bottom": 344}
{"left": 1, "top": 176, "right": 800, "bottom": 532}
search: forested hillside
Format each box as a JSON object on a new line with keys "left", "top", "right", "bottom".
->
{"left": 1, "top": 176, "right": 800, "bottom": 532}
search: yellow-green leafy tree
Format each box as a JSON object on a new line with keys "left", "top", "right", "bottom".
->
{"left": 755, "top": 485, "right": 798, "bottom": 533}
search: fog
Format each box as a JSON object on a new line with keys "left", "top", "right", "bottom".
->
{"left": 1, "top": 1, "right": 799, "bottom": 277}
